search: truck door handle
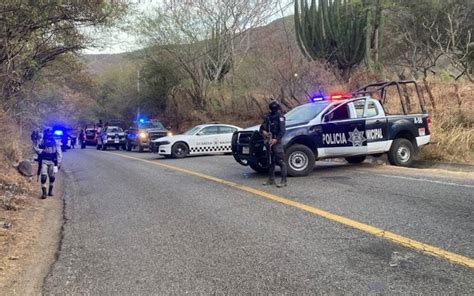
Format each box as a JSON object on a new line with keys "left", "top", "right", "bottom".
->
{"left": 375, "top": 120, "right": 381, "bottom": 124}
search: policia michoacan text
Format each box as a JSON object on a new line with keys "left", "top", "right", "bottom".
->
{"left": 260, "top": 101, "right": 288, "bottom": 187}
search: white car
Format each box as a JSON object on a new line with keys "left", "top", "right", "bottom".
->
{"left": 151, "top": 124, "right": 241, "bottom": 158}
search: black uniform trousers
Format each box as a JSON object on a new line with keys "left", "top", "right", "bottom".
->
{"left": 269, "top": 142, "right": 287, "bottom": 182}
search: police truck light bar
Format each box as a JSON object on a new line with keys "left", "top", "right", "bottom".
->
{"left": 309, "top": 92, "right": 352, "bottom": 102}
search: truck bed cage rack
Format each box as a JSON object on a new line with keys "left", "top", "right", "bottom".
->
{"left": 352, "top": 80, "right": 427, "bottom": 115}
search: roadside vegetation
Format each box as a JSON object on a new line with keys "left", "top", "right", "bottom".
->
{"left": 0, "top": 0, "right": 473, "bottom": 181}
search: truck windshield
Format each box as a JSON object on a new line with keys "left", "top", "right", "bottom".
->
{"left": 140, "top": 121, "right": 165, "bottom": 129}
{"left": 285, "top": 102, "right": 329, "bottom": 122}
{"left": 107, "top": 127, "right": 123, "bottom": 133}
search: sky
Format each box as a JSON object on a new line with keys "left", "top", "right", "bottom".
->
{"left": 83, "top": 0, "right": 293, "bottom": 55}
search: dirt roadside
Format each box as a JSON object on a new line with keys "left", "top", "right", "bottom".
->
{"left": 0, "top": 174, "right": 63, "bottom": 295}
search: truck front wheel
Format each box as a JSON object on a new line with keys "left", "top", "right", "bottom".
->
{"left": 249, "top": 162, "right": 268, "bottom": 174}
{"left": 286, "top": 144, "right": 315, "bottom": 177}
{"left": 388, "top": 138, "right": 415, "bottom": 166}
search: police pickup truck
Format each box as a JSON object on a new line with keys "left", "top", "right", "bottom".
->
{"left": 232, "top": 81, "right": 431, "bottom": 176}
{"left": 125, "top": 119, "right": 170, "bottom": 152}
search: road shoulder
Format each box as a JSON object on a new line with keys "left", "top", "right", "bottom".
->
{"left": 0, "top": 174, "right": 63, "bottom": 295}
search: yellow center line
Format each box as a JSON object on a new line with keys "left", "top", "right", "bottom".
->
{"left": 110, "top": 152, "right": 474, "bottom": 269}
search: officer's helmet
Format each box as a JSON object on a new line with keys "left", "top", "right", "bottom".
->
{"left": 269, "top": 101, "right": 281, "bottom": 112}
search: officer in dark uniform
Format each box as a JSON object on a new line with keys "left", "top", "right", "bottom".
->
{"left": 259, "top": 100, "right": 287, "bottom": 187}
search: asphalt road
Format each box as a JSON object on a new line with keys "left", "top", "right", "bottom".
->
{"left": 43, "top": 148, "right": 473, "bottom": 294}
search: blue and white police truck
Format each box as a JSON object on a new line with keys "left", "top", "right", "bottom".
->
{"left": 231, "top": 81, "right": 431, "bottom": 176}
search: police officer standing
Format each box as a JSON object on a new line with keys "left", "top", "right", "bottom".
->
{"left": 260, "top": 100, "right": 288, "bottom": 187}
{"left": 34, "top": 129, "right": 62, "bottom": 199}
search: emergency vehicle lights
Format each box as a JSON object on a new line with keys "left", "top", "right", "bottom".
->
{"left": 309, "top": 93, "right": 351, "bottom": 102}
{"left": 329, "top": 93, "right": 352, "bottom": 100}
{"left": 139, "top": 118, "right": 145, "bottom": 123}
{"left": 310, "top": 96, "right": 325, "bottom": 102}
{"left": 53, "top": 130, "right": 63, "bottom": 136}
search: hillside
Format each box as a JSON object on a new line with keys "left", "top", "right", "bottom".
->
{"left": 81, "top": 16, "right": 299, "bottom": 75}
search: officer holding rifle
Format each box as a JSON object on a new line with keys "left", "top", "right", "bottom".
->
{"left": 259, "top": 100, "right": 287, "bottom": 187}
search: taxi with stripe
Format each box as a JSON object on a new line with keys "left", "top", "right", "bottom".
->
{"left": 151, "top": 123, "right": 241, "bottom": 158}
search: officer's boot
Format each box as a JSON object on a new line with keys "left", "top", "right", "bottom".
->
{"left": 263, "top": 165, "right": 276, "bottom": 186}
{"left": 41, "top": 187, "right": 47, "bottom": 199}
{"left": 262, "top": 178, "right": 275, "bottom": 186}
{"left": 277, "top": 177, "right": 287, "bottom": 188}
{"left": 277, "top": 161, "right": 288, "bottom": 188}
{"left": 48, "top": 185, "right": 54, "bottom": 196}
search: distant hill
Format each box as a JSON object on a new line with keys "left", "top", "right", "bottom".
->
{"left": 81, "top": 16, "right": 301, "bottom": 75}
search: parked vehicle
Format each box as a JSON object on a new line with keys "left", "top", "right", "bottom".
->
{"left": 151, "top": 123, "right": 241, "bottom": 158}
{"left": 84, "top": 127, "right": 98, "bottom": 146}
{"left": 97, "top": 126, "right": 127, "bottom": 150}
{"left": 125, "top": 119, "right": 170, "bottom": 152}
{"left": 232, "top": 80, "right": 431, "bottom": 176}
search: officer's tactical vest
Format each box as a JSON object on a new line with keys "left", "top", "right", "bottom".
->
{"left": 41, "top": 138, "right": 58, "bottom": 161}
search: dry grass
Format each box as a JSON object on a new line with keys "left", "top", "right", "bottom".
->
{"left": 0, "top": 110, "right": 33, "bottom": 208}
{"left": 418, "top": 81, "right": 473, "bottom": 163}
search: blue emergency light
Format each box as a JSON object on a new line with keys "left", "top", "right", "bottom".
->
{"left": 139, "top": 118, "right": 145, "bottom": 123}
{"left": 54, "top": 130, "right": 63, "bottom": 136}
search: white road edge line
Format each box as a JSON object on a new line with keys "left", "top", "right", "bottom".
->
{"left": 380, "top": 174, "right": 474, "bottom": 189}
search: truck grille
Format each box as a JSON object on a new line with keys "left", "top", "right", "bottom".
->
{"left": 236, "top": 131, "right": 255, "bottom": 144}
{"left": 149, "top": 132, "right": 167, "bottom": 141}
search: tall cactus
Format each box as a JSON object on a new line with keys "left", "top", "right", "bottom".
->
{"left": 365, "top": 0, "right": 384, "bottom": 71}
{"left": 204, "top": 22, "right": 232, "bottom": 82}
{"left": 295, "top": 0, "right": 369, "bottom": 80}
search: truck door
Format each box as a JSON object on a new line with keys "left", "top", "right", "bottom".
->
{"left": 320, "top": 99, "right": 367, "bottom": 157}
{"left": 363, "top": 100, "right": 388, "bottom": 153}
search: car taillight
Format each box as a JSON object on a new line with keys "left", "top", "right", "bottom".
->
{"left": 426, "top": 116, "right": 431, "bottom": 129}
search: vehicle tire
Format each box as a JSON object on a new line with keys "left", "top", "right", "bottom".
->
{"left": 102, "top": 144, "right": 107, "bottom": 151}
{"left": 285, "top": 144, "right": 315, "bottom": 177}
{"left": 138, "top": 145, "right": 144, "bottom": 153}
{"left": 122, "top": 144, "right": 126, "bottom": 151}
{"left": 126, "top": 142, "right": 132, "bottom": 152}
{"left": 388, "top": 138, "right": 415, "bottom": 166}
{"left": 249, "top": 162, "right": 268, "bottom": 174}
{"left": 345, "top": 155, "right": 366, "bottom": 164}
{"left": 115, "top": 146, "right": 120, "bottom": 150}
{"left": 171, "top": 142, "right": 188, "bottom": 159}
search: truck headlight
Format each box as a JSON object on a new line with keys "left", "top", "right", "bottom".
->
{"left": 139, "top": 132, "right": 148, "bottom": 139}
{"left": 167, "top": 132, "right": 173, "bottom": 137}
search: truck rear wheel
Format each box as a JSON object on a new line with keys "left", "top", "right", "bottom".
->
{"left": 388, "top": 138, "right": 415, "bottom": 166}
{"left": 249, "top": 163, "right": 268, "bottom": 174}
{"left": 286, "top": 144, "right": 315, "bottom": 177}
{"left": 345, "top": 156, "right": 366, "bottom": 164}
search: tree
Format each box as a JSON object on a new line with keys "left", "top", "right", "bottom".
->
{"left": 135, "top": 0, "right": 280, "bottom": 109}
{"left": 0, "top": 0, "right": 128, "bottom": 115}
{"left": 294, "top": 0, "right": 370, "bottom": 81}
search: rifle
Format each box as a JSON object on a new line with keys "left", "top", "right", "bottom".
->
{"left": 263, "top": 115, "right": 273, "bottom": 167}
